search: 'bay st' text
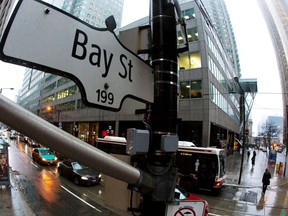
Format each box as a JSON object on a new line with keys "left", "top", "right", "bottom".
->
{"left": 71, "top": 29, "right": 133, "bottom": 82}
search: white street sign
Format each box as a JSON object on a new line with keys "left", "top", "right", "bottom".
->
{"left": 0, "top": 0, "right": 154, "bottom": 111}
{"left": 166, "top": 200, "right": 206, "bottom": 216}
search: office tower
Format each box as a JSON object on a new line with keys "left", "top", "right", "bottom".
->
{"left": 179, "top": 0, "right": 241, "bottom": 76}
{"left": 258, "top": 0, "right": 288, "bottom": 146}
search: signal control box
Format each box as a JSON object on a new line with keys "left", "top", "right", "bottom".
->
{"left": 126, "top": 128, "right": 149, "bottom": 156}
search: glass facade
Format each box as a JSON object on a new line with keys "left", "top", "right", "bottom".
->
{"left": 62, "top": 0, "right": 124, "bottom": 28}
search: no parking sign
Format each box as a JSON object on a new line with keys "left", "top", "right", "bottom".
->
{"left": 166, "top": 200, "right": 206, "bottom": 216}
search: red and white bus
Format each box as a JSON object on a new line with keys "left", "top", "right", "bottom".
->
{"left": 96, "top": 137, "right": 226, "bottom": 191}
{"left": 176, "top": 146, "right": 226, "bottom": 192}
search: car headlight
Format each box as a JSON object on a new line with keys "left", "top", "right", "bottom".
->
{"left": 81, "top": 176, "right": 88, "bottom": 180}
{"left": 98, "top": 174, "right": 102, "bottom": 178}
{"left": 41, "top": 158, "right": 47, "bottom": 161}
{"left": 54, "top": 157, "right": 58, "bottom": 161}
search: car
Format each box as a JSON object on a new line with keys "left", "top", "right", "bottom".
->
{"left": 58, "top": 159, "right": 101, "bottom": 186}
{"left": 9, "top": 131, "right": 18, "bottom": 140}
{"left": 28, "top": 139, "right": 41, "bottom": 148}
{"left": 19, "top": 135, "right": 29, "bottom": 143}
{"left": 0, "top": 135, "right": 8, "bottom": 144}
{"left": 32, "top": 148, "right": 58, "bottom": 165}
{"left": 175, "top": 187, "right": 209, "bottom": 216}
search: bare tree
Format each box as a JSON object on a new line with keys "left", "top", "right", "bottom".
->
{"left": 260, "top": 120, "right": 280, "bottom": 150}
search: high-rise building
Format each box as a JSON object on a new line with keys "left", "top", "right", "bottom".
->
{"left": 198, "top": 0, "right": 240, "bottom": 76}
{"left": 257, "top": 0, "right": 287, "bottom": 146}
{"left": 61, "top": 0, "right": 124, "bottom": 28}
{"left": 173, "top": 0, "right": 241, "bottom": 149}
{"left": 18, "top": 0, "right": 245, "bottom": 151}
{"left": 43, "top": 0, "right": 124, "bottom": 28}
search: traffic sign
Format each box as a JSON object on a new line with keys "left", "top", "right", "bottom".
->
{"left": 166, "top": 200, "right": 205, "bottom": 216}
{"left": 0, "top": 0, "right": 154, "bottom": 111}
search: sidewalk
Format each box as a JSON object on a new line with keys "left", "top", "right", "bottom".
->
{"left": 225, "top": 149, "right": 288, "bottom": 188}
{"left": 223, "top": 149, "right": 288, "bottom": 215}
{"left": 0, "top": 171, "right": 35, "bottom": 216}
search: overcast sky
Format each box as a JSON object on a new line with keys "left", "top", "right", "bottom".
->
{"left": 0, "top": 0, "right": 283, "bottom": 135}
{"left": 225, "top": 0, "right": 282, "bottom": 134}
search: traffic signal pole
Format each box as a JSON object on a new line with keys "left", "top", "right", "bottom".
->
{"left": 141, "top": 0, "right": 178, "bottom": 215}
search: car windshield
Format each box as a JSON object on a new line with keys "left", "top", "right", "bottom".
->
{"left": 175, "top": 187, "right": 189, "bottom": 199}
{"left": 39, "top": 149, "right": 52, "bottom": 155}
{"left": 71, "top": 162, "right": 87, "bottom": 170}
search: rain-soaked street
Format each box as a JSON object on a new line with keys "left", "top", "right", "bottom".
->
{"left": 194, "top": 149, "right": 288, "bottom": 216}
{"left": 4, "top": 135, "right": 288, "bottom": 215}
{"left": 8, "top": 137, "right": 126, "bottom": 216}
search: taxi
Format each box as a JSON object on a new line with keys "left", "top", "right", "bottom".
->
{"left": 32, "top": 148, "right": 58, "bottom": 165}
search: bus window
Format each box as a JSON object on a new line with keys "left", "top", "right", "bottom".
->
{"left": 96, "top": 136, "right": 127, "bottom": 155}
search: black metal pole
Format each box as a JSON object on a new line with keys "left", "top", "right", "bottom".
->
{"left": 141, "top": 0, "right": 178, "bottom": 215}
{"left": 238, "top": 92, "right": 245, "bottom": 185}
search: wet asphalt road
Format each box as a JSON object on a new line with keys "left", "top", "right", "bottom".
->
{"left": 5, "top": 136, "right": 288, "bottom": 215}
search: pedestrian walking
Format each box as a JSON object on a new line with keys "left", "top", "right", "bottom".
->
{"left": 262, "top": 168, "right": 271, "bottom": 194}
{"left": 247, "top": 150, "right": 250, "bottom": 159}
{"left": 251, "top": 150, "right": 256, "bottom": 165}
{"left": 253, "top": 150, "right": 256, "bottom": 158}
{"left": 251, "top": 156, "right": 255, "bottom": 166}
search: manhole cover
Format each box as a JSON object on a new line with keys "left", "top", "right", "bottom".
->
{"left": 239, "top": 191, "right": 257, "bottom": 203}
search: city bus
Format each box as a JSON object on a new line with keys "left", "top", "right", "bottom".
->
{"left": 176, "top": 146, "right": 226, "bottom": 192}
{"left": 95, "top": 136, "right": 127, "bottom": 155}
{"left": 96, "top": 137, "right": 226, "bottom": 191}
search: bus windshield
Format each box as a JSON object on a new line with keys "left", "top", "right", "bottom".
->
{"left": 176, "top": 147, "right": 226, "bottom": 191}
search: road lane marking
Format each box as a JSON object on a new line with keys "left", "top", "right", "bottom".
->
{"left": 208, "top": 214, "right": 226, "bottom": 216}
{"left": 61, "top": 185, "right": 102, "bottom": 212}
{"left": 31, "top": 162, "right": 38, "bottom": 168}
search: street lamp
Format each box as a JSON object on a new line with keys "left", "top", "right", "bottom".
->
{"left": 0, "top": 88, "right": 14, "bottom": 94}
{"left": 45, "top": 105, "right": 61, "bottom": 128}
{"left": 234, "top": 77, "right": 245, "bottom": 185}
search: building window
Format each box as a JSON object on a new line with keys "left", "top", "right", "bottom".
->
{"left": 178, "top": 27, "right": 198, "bottom": 44}
{"left": 187, "top": 27, "right": 198, "bottom": 42}
{"left": 42, "top": 94, "right": 55, "bottom": 103}
{"left": 180, "top": 80, "right": 202, "bottom": 99}
{"left": 43, "top": 82, "right": 56, "bottom": 94}
{"left": 56, "top": 86, "right": 77, "bottom": 100}
{"left": 55, "top": 101, "right": 75, "bottom": 111}
{"left": 182, "top": 8, "right": 195, "bottom": 20}
{"left": 180, "top": 81, "right": 190, "bottom": 98}
{"left": 44, "top": 74, "right": 56, "bottom": 82}
{"left": 57, "top": 77, "right": 70, "bottom": 87}
{"left": 191, "top": 80, "right": 202, "bottom": 98}
{"left": 179, "top": 52, "right": 201, "bottom": 69}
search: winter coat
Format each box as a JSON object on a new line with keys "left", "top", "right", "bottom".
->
{"left": 262, "top": 170, "right": 271, "bottom": 185}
